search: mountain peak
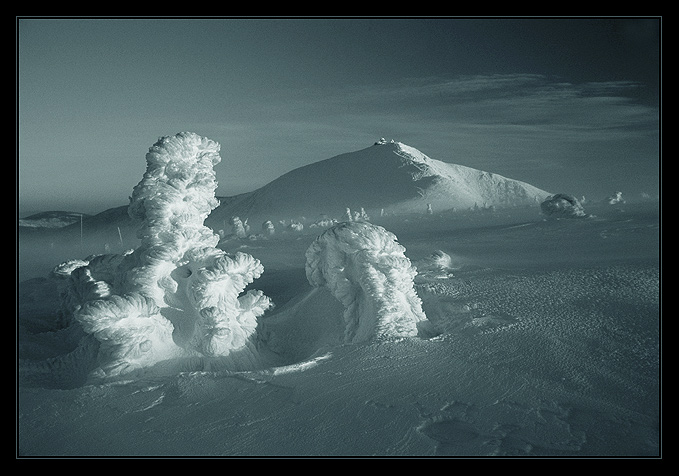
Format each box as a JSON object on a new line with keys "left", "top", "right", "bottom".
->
{"left": 207, "top": 141, "right": 551, "bottom": 226}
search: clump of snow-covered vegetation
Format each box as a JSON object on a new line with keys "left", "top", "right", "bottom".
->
{"left": 28, "top": 133, "right": 274, "bottom": 379}
{"left": 305, "top": 221, "right": 432, "bottom": 343}
{"left": 540, "top": 193, "right": 588, "bottom": 218}
{"left": 607, "top": 191, "right": 626, "bottom": 205}
{"left": 414, "top": 250, "right": 455, "bottom": 281}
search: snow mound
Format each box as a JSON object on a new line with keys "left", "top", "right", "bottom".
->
{"left": 305, "top": 221, "right": 433, "bottom": 343}
{"left": 47, "top": 132, "right": 273, "bottom": 379}
{"left": 540, "top": 193, "right": 588, "bottom": 219}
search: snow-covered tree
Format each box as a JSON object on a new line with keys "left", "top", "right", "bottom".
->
{"left": 607, "top": 191, "right": 626, "bottom": 205}
{"left": 262, "top": 220, "right": 275, "bottom": 235}
{"left": 229, "top": 216, "right": 248, "bottom": 238}
{"left": 287, "top": 221, "right": 304, "bottom": 232}
{"left": 309, "top": 217, "right": 338, "bottom": 229}
{"left": 55, "top": 132, "right": 272, "bottom": 377}
{"left": 305, "top": 221, "right": 430, "bottom": 343}
{"left": 343, "top": 208, "right": 353, "bottom": 222}
{"left": 352, "top": 207, "right": 370, "bottom": 222}
{"left": 415, "top": 250, "right": 453, "bottom": 274}
{"left": 540, "top": 193, "right": 588, "bottom": 219}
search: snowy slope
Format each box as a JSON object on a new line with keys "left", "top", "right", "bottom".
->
{"left": 206, "top": 141, "right": 551, "bottom": 227}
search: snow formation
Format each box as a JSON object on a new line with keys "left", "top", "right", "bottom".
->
{"left": 305, "top": 221, "right": 431, "bottom": 343}
{"left": 52, "top": 132, "right": 272, "bottom": 378}
{"left": 540, "top": 193, "right": 588, "bottom": 219}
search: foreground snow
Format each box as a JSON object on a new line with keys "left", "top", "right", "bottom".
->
{"left": 18, "top": 201, "right": 659, "bottom": 457}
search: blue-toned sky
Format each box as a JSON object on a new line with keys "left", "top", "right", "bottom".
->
{"left": 18, "top": 17, "right": 660, "bottom": 216}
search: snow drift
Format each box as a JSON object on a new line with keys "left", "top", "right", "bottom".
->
{"left": 207, "top": 140, "right": 551, "bottom": 227}
{"left": 305, "top": 221, "right": 431, "bottom": 343}
{"left": 46, "top": 132, "right": 273, "bottom": 378}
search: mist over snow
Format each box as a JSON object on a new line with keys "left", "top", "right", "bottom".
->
{"left": 18, "top": 133, "right": 660, "bottom": 458}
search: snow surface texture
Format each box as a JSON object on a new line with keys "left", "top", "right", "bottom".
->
{"left": 541, "top": 193, "right": 588, "bottom": 219}
{"left": 47, "top": 133, "right": 272, "bottom": 378}
{"left": 305, "top": 221, "right": 431, "bottom": 343}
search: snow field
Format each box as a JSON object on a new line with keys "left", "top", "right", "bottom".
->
{"left": 18, "top": 203, "right": 659, "bottom": 456}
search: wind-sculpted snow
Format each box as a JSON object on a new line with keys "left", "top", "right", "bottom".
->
{"left": 48, "top": 132, "right": 272, "bottom": 378}
{"left": 305, "top": 221, "right": 431, "bottom": 343}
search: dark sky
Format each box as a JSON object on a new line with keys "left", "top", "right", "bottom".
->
{"left": 17, "top": 17, "right": 660, "bottom": 215}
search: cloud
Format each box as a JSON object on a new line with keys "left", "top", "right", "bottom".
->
{"left": 219, "top": 74, "right": 657, "bottom": 143}
{"left": 191, "top": 73, "right": 658, "bottom": 200}
{"left": 372, "top": 75, "right": 656, "bottom": 129}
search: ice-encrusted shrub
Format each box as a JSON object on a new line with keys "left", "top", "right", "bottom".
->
{"left": 305, "top": 221, "right": 429, "bottom": 343}
{"left": 607, "top": 191, "right": 625, "bottom": 205}
{"left": 262, "top": 220, "right": 275, "bottom": 235}
{"left": 415, "top": 250, "right": 453, "bottom": 274}
{"left": 287, "top": 221, "right": 304, "bottom": 232}
{"left": 541, "top": 193, "right": 588, "bottom": 218}
{"left": 228, "top": 216, "right": 248, "bottom": 238}
{"left": 55, "top": 132, "right": 272, "bottom": 377}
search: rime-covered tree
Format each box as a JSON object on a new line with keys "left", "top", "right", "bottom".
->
{"left": 53, "top": 132, "right": 272, "bottom": 378}
{"left": 305, "top": 221, "right": 430, "bottom": 343}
